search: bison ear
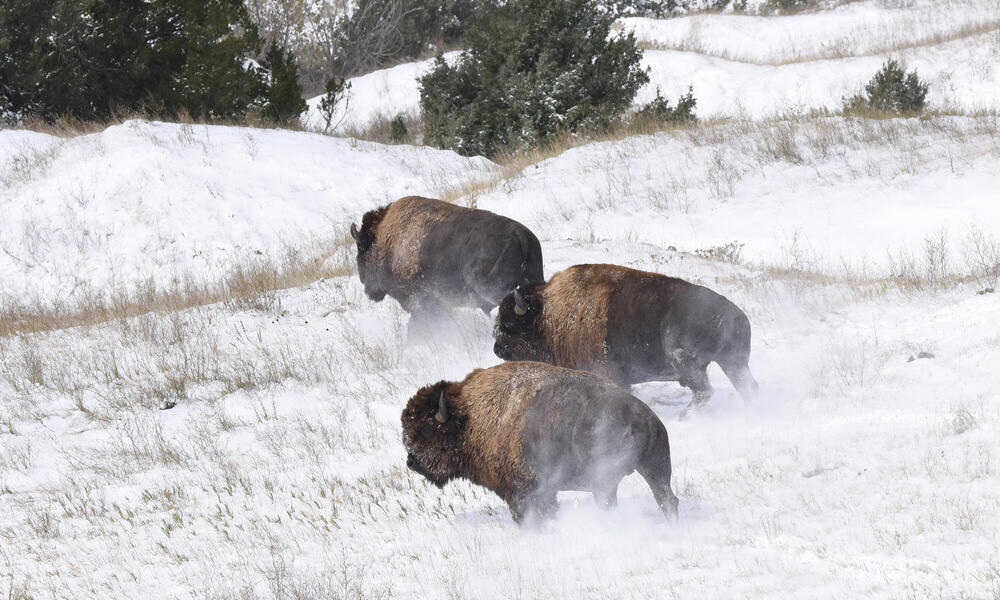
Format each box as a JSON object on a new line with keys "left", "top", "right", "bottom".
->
{"left": 434, "top": 390, "right": 448, "bottom": 424}
{"left": 350, "top": 223, "right": 359, "bottom": 240}
{"left": 513, "top": 287, "right": 529, "bottom": 316}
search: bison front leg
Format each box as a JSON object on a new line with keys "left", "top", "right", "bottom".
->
{"left": 509, "top": 489, "right": 558, "bottom": 527}
{"left": 593, "top": 483, "right": 620, "bottom": 510}
{"left": 404, "top": 294, "right": 451, "bottom": 338}
{"left": 677, "top": 360, "right": 713, "bottom": 420}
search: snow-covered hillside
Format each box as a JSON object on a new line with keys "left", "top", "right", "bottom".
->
{"left": 3, "top": 1, "right": 1000, "bottom": 598}
{"left": 304, "top": 0, "right": 1000, "bottom": 128}
{"left": 475, "top": 116, "right": 1000, "bottom": 269}
{"left": 0, "top": 119, "right": 493, "bottom": 307}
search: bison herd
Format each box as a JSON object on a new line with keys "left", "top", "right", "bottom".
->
{"left": 350, "top": 195, "right": 757, "bottom": 526}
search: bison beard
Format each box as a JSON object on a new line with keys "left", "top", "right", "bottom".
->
{"left": 401, "top": 362, "right": 680, "bottom": 525}
{"left": 493, "top": 264, "right": 759, "bottom": 417}
{"left": 349, "top": 196, "right": 544, "bottom": 323}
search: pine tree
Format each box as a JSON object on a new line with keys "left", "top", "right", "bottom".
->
{"left": 843, "top": 59, "right": 929, "bottom": 115}
{"left": 0, "top": 0, "right": 298, "bottom": 123}
{"left": 153, "top": 0, "right": 267, "bottom": 120}
{"left": 261, "top": 41, "right": 308, "bottom": 122}
{"left": 1, "top": 0, "right": 151, "bottom": 120}
{"left": 419, "top": 0, "right": 648, "bottom": 157}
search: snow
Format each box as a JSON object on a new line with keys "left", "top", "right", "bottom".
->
{"left": 639, "top": 32, "right": 1000, "bottom": 117}
{"left": 3, "top": 2, "right": 1000, "bottom": 598}
{"left": 302, "top": 52, "right": 461, "bottom": 134}
{"left": 628, "top": 0, "right": 1000, "bottom": 116}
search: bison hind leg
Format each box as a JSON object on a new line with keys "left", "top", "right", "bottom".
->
{"left": 636, "top": 464, "right": 679, "bottom": 522}
{"left": 654, "top": 484, "right": 680, "bottom": 521}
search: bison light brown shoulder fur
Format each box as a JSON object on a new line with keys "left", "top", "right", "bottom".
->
{"left": 402, "top": 361, "right": 679, "bottom": 525}
{"left": 493, "top": 264, "right": 758, "bottom": 416}
{"left": 350, "top": 196, "right": 544, "bottom": 319}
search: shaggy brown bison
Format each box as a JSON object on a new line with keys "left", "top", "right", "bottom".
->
{"left": 350, "top": 196, "right": 543, "bottom": 319}
{"left": 492, "top": 264, "right": 758, "bottom": 416}
{"left": 402, "top": 361, "right": 679, "bottom": 525}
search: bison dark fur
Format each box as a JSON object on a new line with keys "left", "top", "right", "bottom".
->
{"left": 493, "top": 264, "right": 758, "bottom": 416}
{"left": 401, "top": 361, "right": 679, "bottom": 525}
{"left": 350, "top": 196, "right": 543, "bottom": 319}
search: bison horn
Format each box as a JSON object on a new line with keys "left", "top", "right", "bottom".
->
{"left": 513, "top": 288, "right": 528, "bottom": 316}
{"left": 350, "top": 223, "right": 359, "bottom": 240}
{"left": 435, "top": 390, "right": 448, "bottom": 424}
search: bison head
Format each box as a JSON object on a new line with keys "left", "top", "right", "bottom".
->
{"left": 493, "top": 285, "right": 552, "bottom": 362}
{"left": 350, "top": 206, "right": 388, "bottom": 302}
{"left": 401, "top": 382, "right": 467, "bottom": 488}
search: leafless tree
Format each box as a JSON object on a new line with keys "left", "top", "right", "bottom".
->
{"left": 245, "top": 0, "right": 311, "bottom": 52}
{"left": 336, "top": 0, "right": 424, "bottom": 76}
{"left": 248, "top": 0, "right": 426, "bottom": 95}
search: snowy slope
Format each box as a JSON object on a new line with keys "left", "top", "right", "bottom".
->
{"left": 628, "top": 0, "right": 1000, "bottom": 116}
{"left": 621, "top": 0, "right": 1000, "bottom": 63}
{"left": 474, "top": 116, "right": 1000, "bottom": 270}
{"left": 0, "top": 119, "right": 494, "bottom": 306}
{"left": 636, "top": 19, "right": 1000, "bottom": 116}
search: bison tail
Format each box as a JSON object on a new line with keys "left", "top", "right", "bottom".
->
{"left": 717, "top": 309, "right": 756, "bottom": 401}
{"left": 517, "top": 229, "right": 545, "bottom": 286}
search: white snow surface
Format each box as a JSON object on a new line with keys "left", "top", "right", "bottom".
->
{"left": 622, "top": 0, "right": 1000, "bottom": 63}
{"left": 4, "top": 3, "right": 1000, "bottom": 598}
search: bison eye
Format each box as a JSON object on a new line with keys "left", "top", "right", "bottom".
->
{"left": 420, "top": 425, "right": 435, "bottom": 439}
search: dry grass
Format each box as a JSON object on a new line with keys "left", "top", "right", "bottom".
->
{"left": 6, "top": 106, "right": 308, "bottom": 140}
{"left": 0, "top": 242, "right": 353, "bottom": 338}
{"left": 341, "top": 111, "right": 423, "bottom": 145}
{"left": 482, "top": 112, "right": 1000, "bottom": 202}
{"left": 436, "top": 115, "right": 712, "bottom": 204}
{"left": 0, "top": 142, "right": 64, "bottom": 188}
{"left": 759, "top": 260, "right": 977, "bottom": 300}
{"left": 712, "top": 220, "right": 1000, "bottom": 308}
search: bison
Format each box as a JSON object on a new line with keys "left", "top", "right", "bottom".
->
{"left": 349, "top": 196, "right": 543, "bottom": 321}
{"left": 492, "top": 264, "right": 758, "bottom": 416}
{"left": 402, "top": 361, "right": 679, "bottom": 525}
